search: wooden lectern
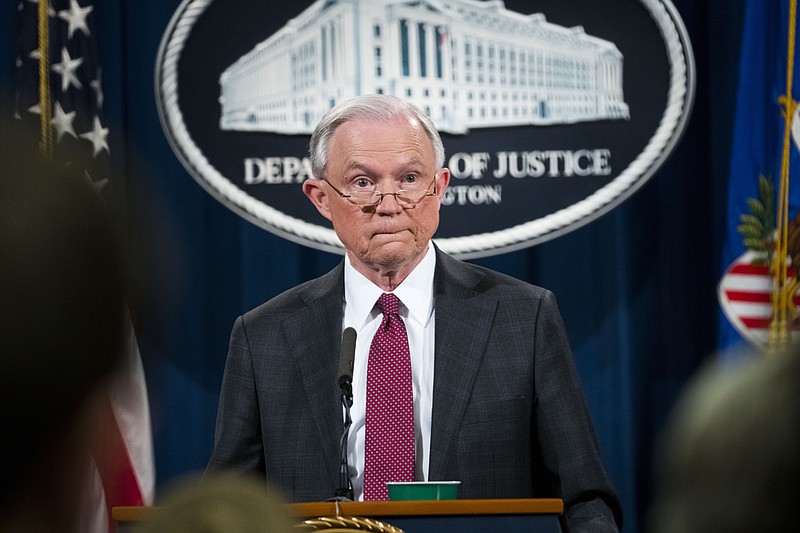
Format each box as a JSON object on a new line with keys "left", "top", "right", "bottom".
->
{"left": 114, "top": 498, "right": 563, "bottom": 532}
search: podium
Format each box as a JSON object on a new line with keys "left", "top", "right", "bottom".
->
{"left": 114, "top": 498, "right": 563, "bottom": 532}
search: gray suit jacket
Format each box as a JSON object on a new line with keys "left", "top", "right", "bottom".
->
{"left": 208, "top": 248, "right": 622, "bottom": 532}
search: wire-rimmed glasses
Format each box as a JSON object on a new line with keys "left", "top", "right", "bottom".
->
{"left": 322, "top": 175, "right": 438, "bottom": 208}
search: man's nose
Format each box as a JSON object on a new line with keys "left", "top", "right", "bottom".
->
{"left": 374, "top": 191, "right": 404, "bottom": 212}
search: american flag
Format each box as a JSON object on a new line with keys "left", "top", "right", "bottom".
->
{"left": 13, "top": 1, "right": 155, "bottom": 531}
{"left": 15, "top": 0, "right": 110, "bottom": 185}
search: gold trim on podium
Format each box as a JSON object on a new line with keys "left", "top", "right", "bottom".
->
{"left": 113, "top": 498, "right": 563, "bottom": 523}
{"left": 297, "top": 515, "right": 406, "bottom": 532}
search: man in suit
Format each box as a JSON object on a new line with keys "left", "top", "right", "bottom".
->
{"left": 208, "top": 95, "right": 621, "bottom": 532}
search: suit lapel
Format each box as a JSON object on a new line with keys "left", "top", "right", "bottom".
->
{"left": 283, "top": 253, "right": 498, "bottom": 484}
{"left": 283, "top": 264, "right": 345, "bottom": 488}
{"left": 428, "top": 250, "right": 498, "bottom": 480}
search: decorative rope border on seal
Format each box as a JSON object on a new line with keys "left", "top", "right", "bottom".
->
{"left": 434, "top": 0, "right": 696, "bottom": 258}
{"left": 156, "top": 0, "right": 696, "bottom": 259}
{"left": 155, "top": 0, "right": 345, "bottom": 255}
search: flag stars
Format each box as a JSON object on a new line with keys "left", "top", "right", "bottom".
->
{"left": 80, "top": 115, "right": 110, "bottom": 157}
{"left": 52, "top": 47, "right": 84, "bottom": 92}
{"left": 52, "top": 101, "right": 77, "bottom": 142}
{"left": 82, "top": 170, "right": 109, "bottom": 192}
{"left": 58, "top": 0, "right": 93, "bottom": 39}
{"left": 91, "top": 176, "right": 110, "bottom": 192}
{"left": 17, "top": 1, "right": 113, "bottom": 172}
{"left": 91, "top": 69, "right": 104, "bottom": 109}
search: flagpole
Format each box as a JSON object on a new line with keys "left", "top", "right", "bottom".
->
{"left": 37, "top": 0, "right": 53, "bottom": 155}
{"left": 770, "top": 0, "right": 798, "bottom": 353}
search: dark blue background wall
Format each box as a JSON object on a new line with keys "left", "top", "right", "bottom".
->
{"left": 0, "top": 2, "right": 746, "bottom": 532}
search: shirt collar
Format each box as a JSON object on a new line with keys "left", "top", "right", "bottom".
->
{"left": 344, "top": 243, "right": 436, "bottom": 328}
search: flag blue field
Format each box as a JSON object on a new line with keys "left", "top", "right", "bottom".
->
{"left": 719, "top": 0, "right": 800, "bottom": 352}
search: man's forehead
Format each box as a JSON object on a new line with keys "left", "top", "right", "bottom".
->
{"left": 331, "top": 116, "right": 430, "bottom": 152}
{"left": 337, "top": 114, "right": 420, "bottom": 132}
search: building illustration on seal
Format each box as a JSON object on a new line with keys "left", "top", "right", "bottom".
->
{"left": 219, "top": 0, "right": 630, "bottom": 134}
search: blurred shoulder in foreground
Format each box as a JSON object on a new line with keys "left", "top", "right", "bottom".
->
{"left": 649, "top": 348, "right": 800, "bottom": 533}
{"left": 135, "top": 473, "right": 294, "bottom": 533}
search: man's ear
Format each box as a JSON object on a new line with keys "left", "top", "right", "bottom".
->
{"left": 302, "top": 178, "right": 332, "bottom": 221}
{"left": 435, "top": 168, "right": 451, "bottom": 204}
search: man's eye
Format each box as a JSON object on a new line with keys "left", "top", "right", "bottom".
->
{"left": 402, "top": 174, "right": 418, "bottom": 184}
{"left": 353, "top": 178, "right": 371, "bottom": 188}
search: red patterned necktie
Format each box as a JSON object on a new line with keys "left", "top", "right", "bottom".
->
{"left": 363, "top": 293, "right": 415, "bottom": 501}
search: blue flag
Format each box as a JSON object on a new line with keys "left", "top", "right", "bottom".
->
{"left": 719, "top": 0, "right": 800, "bottom": 351}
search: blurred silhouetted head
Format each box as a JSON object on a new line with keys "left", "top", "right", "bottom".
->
{"left": 0, "top": 130, "right": 127, "bottom": 509}
{"left": 135, "top": 473, "right": 294, "bottom": 533}
{"left": 649, "top": 349, "right": 800, "bottom": 533}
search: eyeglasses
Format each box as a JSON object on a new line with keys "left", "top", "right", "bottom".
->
{"left": 322, "top": 175, "right": 438, "bottom": 208}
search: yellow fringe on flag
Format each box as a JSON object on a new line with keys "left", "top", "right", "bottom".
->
{"left": 770, "top": 0, "right": 798, "bottom": 352}
{"left": 38, "top": 0, "right": 52, "bottom": 155}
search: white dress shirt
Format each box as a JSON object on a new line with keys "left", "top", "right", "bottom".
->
{"left": 342, "top": 244, "right": 436, "bottom": 501}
